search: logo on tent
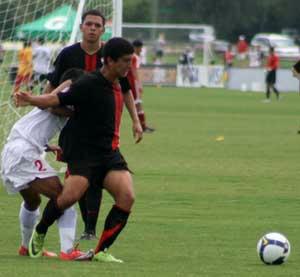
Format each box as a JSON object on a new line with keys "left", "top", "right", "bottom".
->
{"left": 44, "top": 16, "right": 67, "bottom": 30}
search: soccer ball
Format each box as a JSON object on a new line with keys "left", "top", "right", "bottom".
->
{"left": 257, "top": 232, "right": 291, "bottom": 265}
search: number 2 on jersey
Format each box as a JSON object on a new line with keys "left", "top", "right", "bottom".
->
{"left": 34, "top": 160, "right": 46, "bottom": 171}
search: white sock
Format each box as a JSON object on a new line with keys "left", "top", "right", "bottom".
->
{"left": 57, "top": 206, "right": 77, "bottom": 253}
{"left": 19, "top": 202, "right": 40, "bottom": 248}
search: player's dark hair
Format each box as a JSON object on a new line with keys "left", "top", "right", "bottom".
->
{"left": 81, "top": 9, "right": 106, "bottom": 26}
{"left": 269, "top": 46, "right": 274, "bottom": 53}
{"left": 59, "top": 68, "right": 85, "bottom": 84}
{"left": 103, "top": 37, "right": 134, "bottom": 64}
{"left": 132, "top": 39, "right": 143, "bottom": 47}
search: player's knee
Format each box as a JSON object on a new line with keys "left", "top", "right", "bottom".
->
{"left": 58, "top": 190, "right": 82, "bottom": 210}
{"left": 26, "top": 196, "right": 41, "bottom": 210}
{"left": 121, "top": 190, "right": 135, "bottom": 208}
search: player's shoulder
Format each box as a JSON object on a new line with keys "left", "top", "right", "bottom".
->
{"left": 59, "top": 43, "right": 82, "bottom": 56}
{"left": 73, "top": 71, "right": 100, "bottom": 87}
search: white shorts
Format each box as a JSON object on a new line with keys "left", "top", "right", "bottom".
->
{"left": 1, "top": 138, "right": 57, "bottom": 194}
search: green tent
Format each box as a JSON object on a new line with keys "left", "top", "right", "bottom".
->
{"left": 15, "top": 4, "right": 112, "bottom": 41}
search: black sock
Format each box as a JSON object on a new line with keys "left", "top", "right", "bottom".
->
{"left": 95, "top": 205, "right": 130, "bottom": 253}
{"left": 85, "top": 185, "right": 102, "bottom": 233}
{"left": 78, "top": 192, "right": 87, "bottom": 230}
{"left": 36, "top": 199, "right": 63, "bottom": 234}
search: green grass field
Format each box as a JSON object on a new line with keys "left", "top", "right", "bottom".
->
{"left": 0, "top": 86, "right": 300, "bottom": 276}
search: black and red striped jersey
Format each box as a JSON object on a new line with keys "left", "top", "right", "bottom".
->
{"left": 48, "top": 43, "right": 103, "bottom": 87}
{"left": 48, "top": 42, "right": 131, "bottom": 92}
{"left": 57, "top": 71, "right": 126, "bottom": 163}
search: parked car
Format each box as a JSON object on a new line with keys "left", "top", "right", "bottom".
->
{"left": 251, "top": 33, "right": 300, "bottom": 60}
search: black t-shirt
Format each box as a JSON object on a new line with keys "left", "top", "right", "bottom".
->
{"left": 48, "top": 42, "right": 130, "bottom": 92}
{"left": 57, "top": 71, "right": 127, "bottom": 163}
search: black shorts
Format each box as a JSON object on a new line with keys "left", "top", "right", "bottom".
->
{"left": 266, "top": 70, "right": 276, "bottom": 84}
{"left": 67, "top": 149, "right": 129, "bottom": 188}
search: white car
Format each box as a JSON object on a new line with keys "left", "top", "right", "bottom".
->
{"left": 251, "top": 33, "right": 300, "bottom": 59}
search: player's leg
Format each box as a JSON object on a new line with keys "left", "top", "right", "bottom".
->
{"left": 19, "top": 176, "right": 62, "bottom": 257}
{"left": 79, "top": 183, "right": 102, "bottom": 240}
{"left": 28, "top": 177, "right": 79, "bottom": 258}
{"left": 272, "top": 84, "right": 279, "bottom": 99}
{"left": 30, "top": 175, "right": 90, "bottom": 259}
{"left": 78, "top": 192, "right": 88, "bottom": 236}
{"left": 32, "top": 175, "right": 89, "bottom": 242}
{"left": 94, "top": 170, "right": 134, "bottom": 263}
{"left": 18, "top": 188, "right": 41, "bottom": 256}
{"left": 136, "top": 97, "right": 155, "bottom": 133}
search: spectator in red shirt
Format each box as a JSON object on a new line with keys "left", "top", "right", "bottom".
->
{"left": 224, "top": 44, "right": 234, "bottom": 68}
{"left": 264, "top": 46, "right": 280, "bottom": 102}
{"left": 236, "top": 35, "right": 248, "bottom": 60}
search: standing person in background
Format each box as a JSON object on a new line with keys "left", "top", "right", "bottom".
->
{"left": 224, "top": 44, "right": 234, "bottom": 68}
{"left": 127, "top": 39, "right": 155, "bottom": 133}
{"left": 14, "top": 40, "right": 33, "bottom": 94}
{"left": 31, "top": 37, "right": 52, "bottom": 93}
{"left": 248, "top": 45, "right": 264, "bottom": 68}
{"left": 264, "top": 46, "right": 280, "bottom": 102}
{"left": 154, "top": 33, "right": 166, "bottom": 63}
{"left": 236, "top": 35, "right": 248, "bottom": 61}
{"left": 223, "top": 44, "right": 234, "bottom": 85}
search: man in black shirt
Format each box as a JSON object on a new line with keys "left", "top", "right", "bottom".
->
{"left": 46, "top": 9, "right": 138, "bottom": 240}
{"left": 16, "top": 37, "right": 142, "bottom": 262}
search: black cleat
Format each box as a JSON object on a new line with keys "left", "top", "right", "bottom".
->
{"left": 79, "top": 231, "right": 97, "bottom": 241}
{"left": 143, "top": 126, "right": 155, "bottom": 133}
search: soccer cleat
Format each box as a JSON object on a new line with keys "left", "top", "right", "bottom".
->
{"left": 18, "top": 245, "right": 57, "bottom": 257}
{"left": 28, "top": 230, "right": 46, "bottom": 258}
{"left": 60, "top": 249, "right": 94, "bottom": 261}
{"left": 143, "top": 126, "right": 155, "bottom": 133}
{"left": 93, "top": 251, "right": 123, "bottom": 263}
{"left": 79, "top": 231, "right": 97, "bottom": 241}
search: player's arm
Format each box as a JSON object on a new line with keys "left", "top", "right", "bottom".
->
{"left": 131, "top": 62, "right": 143, "bottom": 94}
{"left": 42, "top": 81, "right": 55, "bottom": 94}
{"left": 48, "top": 80, "right": 74, "bottom": 117}
{"left": 123, "top": 91, "right": 143, "bottom": 143}
{"left": 15, "top": 92, "right": 59, "bottom": 109}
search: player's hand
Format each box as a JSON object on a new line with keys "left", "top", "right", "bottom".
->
{"left": 14, "top": 91, "right": 32, "bottom": 107}
{"left": 133, "top": 121, "right": 143, "bottom": 144}
{"left": 45, "top": 144, "right": 63, "bottom": 161}
{"left": 45, "top": 144, "right": 61, "bottom": 153}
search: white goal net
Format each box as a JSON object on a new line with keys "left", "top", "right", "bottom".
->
{"left": 0, "top": 0, "right": 122, "bottom": 167}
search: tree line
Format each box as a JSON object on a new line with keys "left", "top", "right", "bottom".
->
{"left": 1, "top": 0, "right": 300, "bottom": 42}
{"left": 124, "top": 0, "right": 300, "bottom": 42}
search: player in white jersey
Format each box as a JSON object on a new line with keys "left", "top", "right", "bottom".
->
{"left": 1, "top": 68, "right": 92, "bottom": 261}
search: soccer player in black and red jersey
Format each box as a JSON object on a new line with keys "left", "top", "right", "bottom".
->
{"left": 16, "top": 37, "right": 142, "bottom": 263}
{"left": 45, "top": 9, "right": 140, "bottom": 240}
{"left": 264, "top": 46, "right": 280, "bottom": 102}
{"left": 127, "top": 39, "right": 155, "bottom": 133}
